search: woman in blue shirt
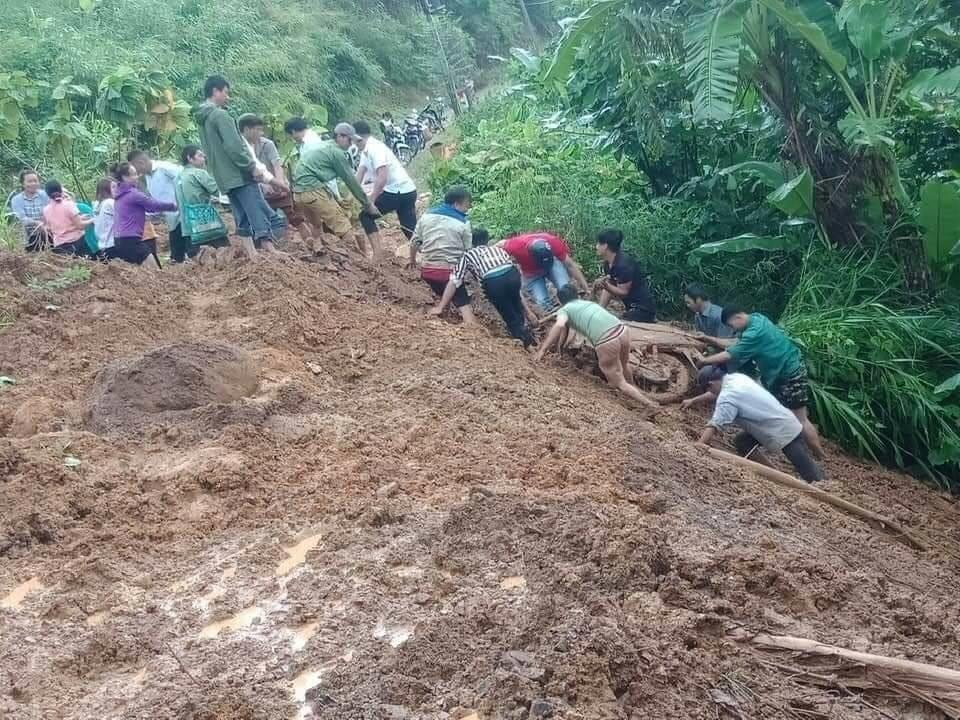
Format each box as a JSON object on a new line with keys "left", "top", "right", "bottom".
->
{"left": 9, "top": 169, "right": 51, "bottom": 251}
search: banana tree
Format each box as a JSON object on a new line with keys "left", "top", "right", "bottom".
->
{"left": 548, "top": 0, "right": 959, "bottom": 291}
{"left": 682, "top": 0, "right": 958, "bottom": 290}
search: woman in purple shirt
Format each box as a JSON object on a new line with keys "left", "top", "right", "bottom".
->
{"left": 111, "top": 162, "right": 177, "bottom": 267}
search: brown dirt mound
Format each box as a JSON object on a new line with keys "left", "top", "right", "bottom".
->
{"left": 84, "top": 342, "right": 259, "bottom": 435}
{"left": 0, "top": 227, "right": 958, "bottom": 720}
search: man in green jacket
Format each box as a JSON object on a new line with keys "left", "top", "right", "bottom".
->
{"left": 292, "top": 122, "right": 379, "bottom": 258}
{"left": 196, "top": 75, "right": 286, "bottom": 260}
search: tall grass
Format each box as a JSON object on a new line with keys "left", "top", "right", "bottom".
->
{"left": 781, "top": 250, "right": 960, "bottom": 487}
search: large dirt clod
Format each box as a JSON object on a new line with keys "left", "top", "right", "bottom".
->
{"left": 84, "top": 341, "right": 259, "bottom": 435}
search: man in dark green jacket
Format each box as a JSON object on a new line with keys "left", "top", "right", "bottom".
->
{"left": 196, "top": 75, "right": 286, "bottom": 259}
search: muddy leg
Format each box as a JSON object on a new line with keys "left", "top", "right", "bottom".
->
{"left": 597, "top": 339, "right": 658, "bottom": 410}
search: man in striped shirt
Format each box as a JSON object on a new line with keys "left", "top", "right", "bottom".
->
{"left": 431, "top": 228, "right": 538, "bottom": 348}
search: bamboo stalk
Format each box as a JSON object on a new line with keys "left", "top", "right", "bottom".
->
{"left": 731, "top": 629, "right": 960, "bottom": 716}
{"left": 706, "top": 448, "right": 928, "bottom": 551}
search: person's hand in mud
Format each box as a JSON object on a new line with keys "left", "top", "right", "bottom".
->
{"left": 365, "top": 202, "right": 381, "bottom": 218}
{"left": 427, "top": 305, "right": 444, "bottom": 318}
{"left": 681, "top": 391, "right": 715, "bottom": 411}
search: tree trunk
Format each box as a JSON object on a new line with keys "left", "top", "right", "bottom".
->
{"left": 755, "top": 40, "right": 933, "bottom": 294}
{"left": 868, "top": 152, "right": 933, "bottom": 294}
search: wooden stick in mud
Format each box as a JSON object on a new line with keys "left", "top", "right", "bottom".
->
{"left": 729, "top": 629, "right": 960, "bottom": 716}
{"left": 706, "top": 448, "right": 928, "bottom": 551}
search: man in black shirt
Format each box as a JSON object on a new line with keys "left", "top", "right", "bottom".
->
{"left": 595, "top": 228, "right": 657, "bottom": 322}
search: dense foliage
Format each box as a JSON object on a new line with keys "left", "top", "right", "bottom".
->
{"left": 538, "top": 0, "right": 960, "bottom": 293}
{"left": 0, "top": 0, "right": 552, "bottom": 195}
{"left": 431, "top": 81, "right": 960, "bottom": 486}
{"left": 430, "top": 97, "right": 800, "bottom": 316}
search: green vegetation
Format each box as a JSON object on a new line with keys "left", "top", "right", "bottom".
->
{"left": 0, "top": 0, "right": 553, "bottom": 197}
{"left": 27, "top": 263, "right": 92, "bottom": 292}
{"left": 430, "top": 3, "right": 960, "bottom": 487}
{"left": 430, "top": 97, "right": 799, "bottom": 317}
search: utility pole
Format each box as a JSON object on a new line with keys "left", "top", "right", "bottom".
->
{"left": 517, "top": 0, "right": 542, "bottom": 52}
{"left": 422, "top": 0, "right": 463, "bottom": 115}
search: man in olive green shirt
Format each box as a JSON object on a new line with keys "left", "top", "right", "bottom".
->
{"left": 292, "top": 122, "right": 379, "bottom": 257}
{"left": 698, "top": 305, "right": 825, "bottom": 458}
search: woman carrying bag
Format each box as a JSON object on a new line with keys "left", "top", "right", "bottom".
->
{"left": 177, "top": 144, "right": 230, "bottom": 264}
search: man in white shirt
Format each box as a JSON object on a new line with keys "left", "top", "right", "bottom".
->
{"left": 353, "top": 119, "right": 418, "bottom": 264}
{"left": 694, "top": 367, "right": 824, "bottom": 482}
{"left": 128, "top": 150, "right": 187, "bottom": 262}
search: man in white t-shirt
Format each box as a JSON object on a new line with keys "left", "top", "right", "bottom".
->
{"left": 693, "top": 367, "right": 824, "bottom": 483}
{"left": 353, "top": 119, "right": 418, "bottom": 264}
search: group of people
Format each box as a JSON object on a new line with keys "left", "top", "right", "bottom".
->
{"left": 6, "top": 74, "right": 422, "bottom": 267}
{"left": 5, "top": 74, "right": 826, "bottom": 484}
{"left": 408, "top": 185, "right": 826, "bottom": 482}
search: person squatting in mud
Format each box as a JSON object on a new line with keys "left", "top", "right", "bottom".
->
{"left": 692, "top": 366, "right": 825, "bottom": 483}
{"left": 697, "top": 304, "right": 825, "bottom": 460}
{"left": 412, "top": 185, "right": 477, "bottom": 327}
{"left": 536, "top": 285, "right": 659, "bottom": 412}
{"left": 594, "top": 228, "right": 657, "bottom": 323}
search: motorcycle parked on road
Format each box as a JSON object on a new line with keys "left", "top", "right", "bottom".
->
{"left": 403, "top": 116, "right": 427, "bottom": 158}
{"left": 419, "top": 98, "right": 447, "bottom": 133}
{"left": 380, "top": 117, "right": 413, "bottom": 165}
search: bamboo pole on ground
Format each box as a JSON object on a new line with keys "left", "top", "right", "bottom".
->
{"left": 706, "top": 448, "right": 928, "bottom": 551}
{"left": 729, "top": 629, "right": 960, "bottom": 717}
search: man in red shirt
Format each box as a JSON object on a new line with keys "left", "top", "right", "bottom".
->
{"left": 499, "top": 231, "right": 589, "bottom": 311}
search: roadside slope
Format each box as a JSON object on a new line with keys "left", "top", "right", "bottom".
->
{"left": 0, "top": 245, "right": 958, "bottom": 720}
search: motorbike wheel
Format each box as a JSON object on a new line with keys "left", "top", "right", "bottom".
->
{"left": 396, "top": 146, "right": 413, "bottom": 165}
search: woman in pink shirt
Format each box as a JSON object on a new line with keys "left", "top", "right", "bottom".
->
{"left": 41, "top": 180, "right": 92, "bottom": 256}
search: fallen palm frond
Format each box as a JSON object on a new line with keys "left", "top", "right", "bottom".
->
{"left": 729, "top": 628, "right": 960, "bottom": 718}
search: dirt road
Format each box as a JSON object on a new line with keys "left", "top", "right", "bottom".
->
{"left": 1, "top": 233, "right": 958, "bottom": 720}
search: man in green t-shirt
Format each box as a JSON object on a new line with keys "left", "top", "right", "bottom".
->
{"left": 536, "top": 285, "right": 659, "bottom": 412}
{"left": 698, "top": 305, "right": 824, "bottom": 458}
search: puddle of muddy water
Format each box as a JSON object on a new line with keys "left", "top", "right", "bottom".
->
{"left": 1, "top": 577, "right": 43, "bottom": 609}
{"left": 500, "top": 576, "right": 527, "bottom": 590}
{"left": 394, "top": 566, "right": 424, "bottom": 579}
{"left": 86, "top": 610, "right": 109, "bottom": 626}
{"left": 374, "top": 621, "right": 415, "bottom": 648}
{"left": 198, "top": 586, "right": 226, "bottom": 609}
{"left": 292, "top": 622, "right": 320, "bottom": 652}
{"left": 276, "top": 534, "right": 322, "bottom": 576}
{"left": 292, "top": 668, "right": 324, "bottom": 702}
{"left": 199, "top": 605, "right": 263, "bottom": 639}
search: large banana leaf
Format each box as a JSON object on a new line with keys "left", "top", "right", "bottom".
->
{"left": 837, "top": 0, "right": 894, "bottom": 60}
{"left": 766, "top": 170, "right": 815, "bottom": 218}
{"left": 543, "top": 0, "right": 625, "bottom": 84}
{"left": 719, "top": 160, "right": 787, "bottom": 188}
{"left": 688, "top": 233, "right": 801, "bottom": 263}
{"left": 903, "top": 66, "right": 960, "bottom": 97}
{"left": 684, "top": 1, "right": 746, "bottom": 122}
{"left": 757, "top": 0, "right": 848, "bottom": 76}
{"left": 919, "top": 180, "right": 960, "bottom": 265}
